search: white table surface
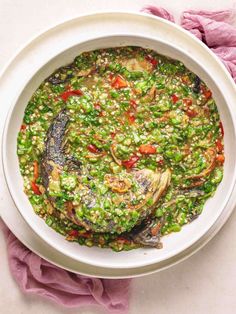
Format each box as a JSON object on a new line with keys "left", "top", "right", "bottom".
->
{"left": 1, "top": 1, "right": 236, "bottom": 313}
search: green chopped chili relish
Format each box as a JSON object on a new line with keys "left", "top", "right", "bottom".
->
{"left": 17, "top": 47, "right": 224, "bottom": 251}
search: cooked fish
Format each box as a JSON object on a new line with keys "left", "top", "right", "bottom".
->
{"left": 40, "top": 109, "right": 81, "bottom": 198}
{"left": 129, "top": 218, "right": 163, "bottom": 248}
{"left": 40, "top": 109, "right": 171, "bottom": 233}
{"left": 121, "top": 57, "right": 153, "bottom": 73}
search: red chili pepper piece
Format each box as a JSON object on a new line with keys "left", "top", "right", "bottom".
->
{"left": 139, "top": 144, "right": 156, "bottom": 154}
{"left": 219, "top": 121, "right": 224, "bottom": 137}
{"left": 33, "top": 161, "right": 39, "bottom": 180}
{"left": 111, "top": 75, "right": 128, "bottom": 89}
{"left": 157, "top": 159, "right": 164, "bottom": 166}
{"left": 145, "top": 55, "right": 158, "bottom": 67}
{"left": 21, "top": 124, "right": 26, "bottom": 131}
{"left": 122, "top": 155, "right": 140, "bottom": 169}
{"left": 171, "top": 94, "right": 179, "bottom": 104}
{"left": 126, "top": 110, "right": 135, "bottom": 124}
{"left": 186, "top": 109, "right": 197, "bottom": 118}
{"left": 110, "top": 132, "right": 116, "bottom": 139}
{"left": 130, "top": 99, "right": 137, "bottom": 110}
{"left": 201, "top": 85, "right": 212, "bottom": 99}
{"left": 203, "top": 89, "right": 212, "bottom": 99}
{"left": 216, "top": 139, "right": 224, "bottom": 152}
{"left": 60, "top": 89, "right": 83, "bottom": 101}
{"left": 87, "top": 144, "right": 100, "bottom": 154}
{"left": 68, "top": 230, "right": 79, "bottom": 237}
{"left": 128, "top": 116, "right": 135, "bottom": 124}
{"left": 31, "top": 181, "right": 41, "bottom": 195}
{"left": 216, "top": 154, "right": 225, "bottom": 164}
{"left": 183, "top": 98, "right": 193, "bottom": 106}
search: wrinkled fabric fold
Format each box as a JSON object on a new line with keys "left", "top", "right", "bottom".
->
{"left": 0, "top": 220, "right": 131, "bottom": 313}
{"left": 141, "top": 6, "right": 175, "bottom": 22}
{"left": 143, "top": 6, "right": 236, "bottom": 82}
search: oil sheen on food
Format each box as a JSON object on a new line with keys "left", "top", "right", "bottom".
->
{"left": 17, "top": 47, "right": 224, "bottom": 251}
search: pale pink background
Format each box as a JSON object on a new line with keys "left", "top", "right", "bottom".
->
{"left": 1, "top": 1, "right": 236, "bottom": 314}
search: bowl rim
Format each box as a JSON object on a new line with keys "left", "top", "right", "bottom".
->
{"left": 1, "top": 10, "right": 236, "bottom": 86}
{"left": 2, "top": 22, "right": 236, "bottom": 268}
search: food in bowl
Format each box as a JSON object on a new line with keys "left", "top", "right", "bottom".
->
{"left": 17, "top": 46, "right": 224, "bottom": 251}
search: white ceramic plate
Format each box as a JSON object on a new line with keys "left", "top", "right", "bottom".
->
{"left": 1, "top": 12, "right": 236, "bottom": 276}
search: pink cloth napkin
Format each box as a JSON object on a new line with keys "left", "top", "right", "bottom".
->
{"left": 142, "top": 6, "right": 236, "bottom": 82}
{"left": 0, "top": 220, "right": 131, "bottom": 313}
{"left": 1, "top": 6, "right": 236, "bottom": 314}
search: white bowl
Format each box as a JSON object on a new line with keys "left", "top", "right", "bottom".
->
{"left": 2, "top": 28, "right": 236, "bottom": 269}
